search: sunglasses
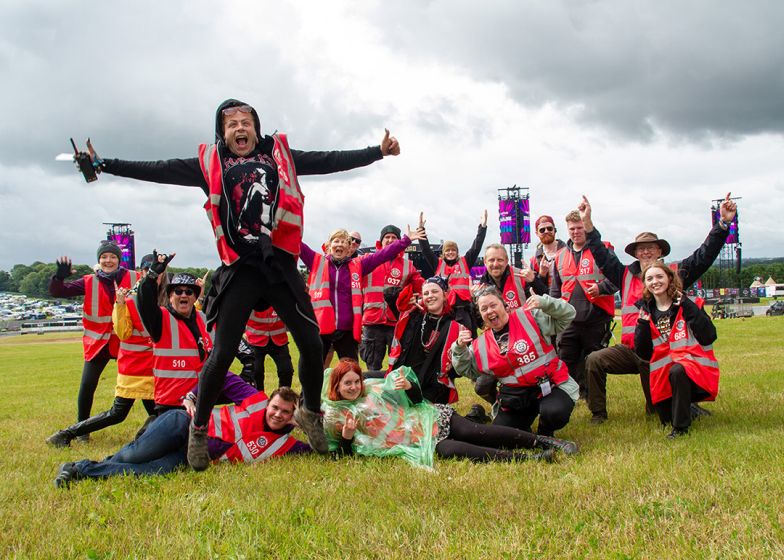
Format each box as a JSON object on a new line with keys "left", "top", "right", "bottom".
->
{"left": 222, "top": 105, "right": 253, "bottom": 116}
{"left": 538, "top": 226, "right": 555, "bottom": 233}
{"left": 173, "top": 288, "right": 195, "bottom": 296}
{"left": 350, "top": 237, "right": 362, "bottom": 244}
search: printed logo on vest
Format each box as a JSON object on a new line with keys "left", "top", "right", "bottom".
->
{"left": 580, "top": 258, "right": 591, "bottom": 268}
{"left": 256, "top": 436, "right": 268, "bottom": 448}
{"left": 505, "top": 290, "right": 516, "bottom": 301}
{"left": 676, "top": 320, "right": 685, "bottom": 331}
{"left": 513, "top": 340, "right": 529, "bottom": 354}
{"left": 352, "top": 272, "right": 360, "bottom": 281}
{"left": 390, "top": 268, "right": 401, "bottom": 278}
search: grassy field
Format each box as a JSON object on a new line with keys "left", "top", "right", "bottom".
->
{"left": 1, "top": 317, "right": 783, "bottom": 559}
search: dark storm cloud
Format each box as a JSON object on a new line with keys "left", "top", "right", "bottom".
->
{"left": 0, "top": 0, "right": 389, "bottom": 174}
{"left": 369, "top": 0, "right": 784, "bottom": 140}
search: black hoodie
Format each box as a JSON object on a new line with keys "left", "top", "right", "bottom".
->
{"left": 103, "top": 98, "right": 384, "bottom": 256}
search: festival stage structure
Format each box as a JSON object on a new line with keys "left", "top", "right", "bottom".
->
{"left": 498, "top": 185, "right": 530, "bottom": 268}
{"left": 103, "top": 222, "right": 136, "bottom": 270}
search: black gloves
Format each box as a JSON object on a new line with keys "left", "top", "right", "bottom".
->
{"left": 148, "top": 250, "right": 175, "bottom": 277}
{"left": 55, "top": 258, "right": 73, "bottom": 280}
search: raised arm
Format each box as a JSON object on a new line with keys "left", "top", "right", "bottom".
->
{"left": 463, "top": 212, "right": 488, "bottom": 267}
{"left": 292, "top": 129, "right": 399, "bottom": 175}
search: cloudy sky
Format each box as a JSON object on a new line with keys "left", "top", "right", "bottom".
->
{"left": 1, "top": 0, "right": 782, "bottom": 270}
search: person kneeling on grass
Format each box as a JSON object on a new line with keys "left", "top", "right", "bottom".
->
{"left": 634, "top": 262, "right": 719, "bottom": 439}
{"left": 322, "top": 359, "right": 576, "bottom": 470}
{"left": 54, "top": 386, "right": 311, "bottom": 488}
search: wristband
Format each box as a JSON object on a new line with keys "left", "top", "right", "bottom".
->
{"left": 719, "top": 219, "right": 729, "bottom": 230}
{"left": 146, "top": 269, "right": 159, "bottom": 280}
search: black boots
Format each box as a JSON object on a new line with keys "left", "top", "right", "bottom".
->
{"left": 54, "top": 462, "right": 80, "bottom": 489}
{"left": 534, "top": 434, "right": 579, "bottom": 456}
{"left": 464, "top": 404, "right": 491, "bottom": 424}
{"left": 45, "top": 411, "right": 117, "bottom": 447}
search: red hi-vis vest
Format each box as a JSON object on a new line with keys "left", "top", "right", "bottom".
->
{"left": 498, "top": 266, "right": 530, "bottom": 310}
{"left": 198, "top": 133, "right": 305, "bottom": 265}
{"left": 245, "top": 309, "right": 288, "bottom": 347}
{"left": 208, "top": 392, "right": 297, "bottom": 463}
{"left": 362, "top": 255, "right": 414, "bottom": 326}
{"left": 82, "top": 270, "right": 138, "bottom": 361}
{"left": 152, "top": 310, "right": 213, "bottom": 406}
{"left": 117, "top": 295, "right": 153, "bottom": 376}
{"left": 647, "top": 300, "right": 719, "bottom": 405}
{"left": 436, "top": 257, "right": 472, "bottom": 302}
{"left": 555, "top": 247, "right": 615, "bottom": 317}
{"left": 387, "top": 311, "right": 461, "bottom": 403}
{"left": 307, "top": 254, "right": 364, "bottom": 342}
{"left": 472, "top": 308, "right": 569, "bottom": 388}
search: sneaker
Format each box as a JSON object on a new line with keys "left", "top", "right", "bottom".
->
{"left": 534, "top": 434, "right": 579, "bottom": 456}
{"left": 464, "top": 404, "right": 490, "bottom": 424}
{"left": 589, "top": 414, "right": 607, "bottom": 425}
{"left": 54, "top": 462, "right": 77, "bottom": 489}
{"left": 666, "top": 427, "right": 689, "bottom": 440}
{"left": 46, "top": 430, "right": 74, "bottom": 448}
{"left": 514, "top": 448, "right": 556, "bottom": 463}
{"left": 293, "top": 407, "right": 328, "bottom": 454}
{"left": 690, "top": 403, "right": 712, "bottom": 420}
{"left": 187, "top": 422, "right": 210, "bottom": 471}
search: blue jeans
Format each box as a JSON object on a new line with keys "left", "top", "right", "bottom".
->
{"left": 73, "top": 410, "right": 190, "bottom": 479}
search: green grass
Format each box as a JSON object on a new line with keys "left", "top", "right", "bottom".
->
{"left": 1, "top": 317, "right": 783, "bottom": 559}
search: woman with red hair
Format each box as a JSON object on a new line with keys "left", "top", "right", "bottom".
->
{"left": 323, "top": 359, "right": 577, "bottom": 468}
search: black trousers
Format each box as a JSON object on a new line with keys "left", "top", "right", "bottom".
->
{"left": 435, "top": 412, "right": 537, "bottom": 462}
{"left": 359, "top": 324, "right": 395, "bottom": 370}
{"left": 194, "top": 263, "right": 323, "bottom": 426}
{"left": 67, "top": 396, "right": 156, "bottom": 437}
{"left": 77, "top": 345, "right": 114, "bottom": 421}
{"left": 557, "top": 320, "right": 610, "bottom": 395}
{"left": 493, "top": 385, "right": 575, "bottom": 437}
{"left": 321, "top": 330, "right": 359, "bottom": 363}
{"left": 654, "top": 363, "right": 710, "bottom": 430}
{"left": 251, "top": 342, "right": 294, "bottom": 392}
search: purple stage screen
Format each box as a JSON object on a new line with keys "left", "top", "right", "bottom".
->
{"left": 711, "top": 208, "right": 739, "bottom": 244}
{"left": 108, "top": 233, "right": 136, "bottom": 270}
{"left": 499, "top": 198, "right": 530, "bottom": 244}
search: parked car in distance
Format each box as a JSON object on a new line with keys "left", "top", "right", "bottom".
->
{"left": 766, "top": 301, "right": 784, "bottom": 316}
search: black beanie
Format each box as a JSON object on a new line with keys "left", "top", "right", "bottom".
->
{"left": 379, "top": 224, "right": 401, "bottom": 242}
{"left": 97, "top": 240, "right": 122, "bottom": 261}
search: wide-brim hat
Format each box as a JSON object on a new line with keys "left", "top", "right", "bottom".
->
{"left": 625, "top": 232, "right": 671, "bottom": 258}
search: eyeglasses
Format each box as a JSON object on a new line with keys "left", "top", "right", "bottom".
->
{"left": 350, "top": 237, "right": 362, "bottom": 244}
{"left": 538, "top": 226, "right": 555, "bottom": 233}
{"left": 222, "top": 105, "right": 253, "bottom": 116}
{"left": 173, "top": 288, "right": 195, "bottom": 296}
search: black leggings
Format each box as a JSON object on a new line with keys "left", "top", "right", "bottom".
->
{"left": 251, "top": 343, "right": 295, "bottom": 392}
{"left": 435, "top": 413, "right": 537, "bottom": 462}
{"left": 69, "top": 396, "right": 156, "bottom": 437}
{"left": 77, "top": 345, "right": 114, "bottom": 421}
{"left": 195, "top": 263, "right": 323, "bottom": 426}
{"left": 654, "top": 363, "right": 710, "bottom": 430}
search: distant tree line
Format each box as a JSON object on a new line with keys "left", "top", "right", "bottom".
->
{"left": 0, "top": 262, "right": 212, "bottom": 300}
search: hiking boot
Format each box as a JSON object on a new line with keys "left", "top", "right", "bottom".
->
{"left": 54, "top": 462, "right": 78, "bottom": 489}
{"left": 534, "top": 434, "right": 579, "bottom": 456}
{"left": 464, "top": 404, "right": 490, "bottom": 424}
{"left": 514, "top": 448, "right": 556, "bottom": 463}
{"left": 666, "top": 427, "right": 689, "bottom": 440}
{"left": 46, "top": 429, "right": 74, "bottom": 448}
{"left": 690, "top": 403, "right": 712, "bottom": 420}
{"left": 589, "top": 414, "right": 607, "bottom": 426}
{"left": 294, "top": 406, "right": 328, "bottom": 454}
{"left": 187, "top": 422, "right": 210, "bottom": 471}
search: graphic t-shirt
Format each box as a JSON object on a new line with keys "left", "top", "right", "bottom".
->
{"left": 223, "top": 151, "right": 279, "bottom": 244}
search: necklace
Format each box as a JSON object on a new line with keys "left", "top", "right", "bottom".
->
{"left": 420, "top": 313, "right": 443, "bottom": 352}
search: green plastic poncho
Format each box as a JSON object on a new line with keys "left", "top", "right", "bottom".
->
{"left": 321, "top": 366, "right": 439, "bottom": 470}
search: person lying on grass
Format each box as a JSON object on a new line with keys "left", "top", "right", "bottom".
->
{"left": 635, "top": 262, "right": 720, "bottom": 439}
{"left": 54, "top": 385, "right": 310, "bottom": 488}
{"left": 322, "top": 359, "right": 577, "bottom": 470}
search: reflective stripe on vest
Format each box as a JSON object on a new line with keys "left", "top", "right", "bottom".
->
{"left": 362, "top": 256, "right": 412, "bottom": 325}
{"left": 437, "top": 257, "right": 471, "bottom": 300}
{"left": 307, "top": 254, "right": 363, "bottom": 341}
{"left": 152, "top": 311, "right": 211, "bottom": 405}
{"left": 82, "top": 270, "right": 137, "bottom": 360}
{"left": 472, "top": 308, "right": 568, "bottom": 387}
{"left": 556, "top": 247, "right": 615, "bottom": 316}
{"left": 620, "top": 267, "right": 643, "bottom": 348}
{"left": 500, "top": 267, "right": 528, "bottom": 310}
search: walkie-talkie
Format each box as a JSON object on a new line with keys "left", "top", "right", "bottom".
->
{"left": 70, "top": 138, "right": 98, "bottom": 183}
